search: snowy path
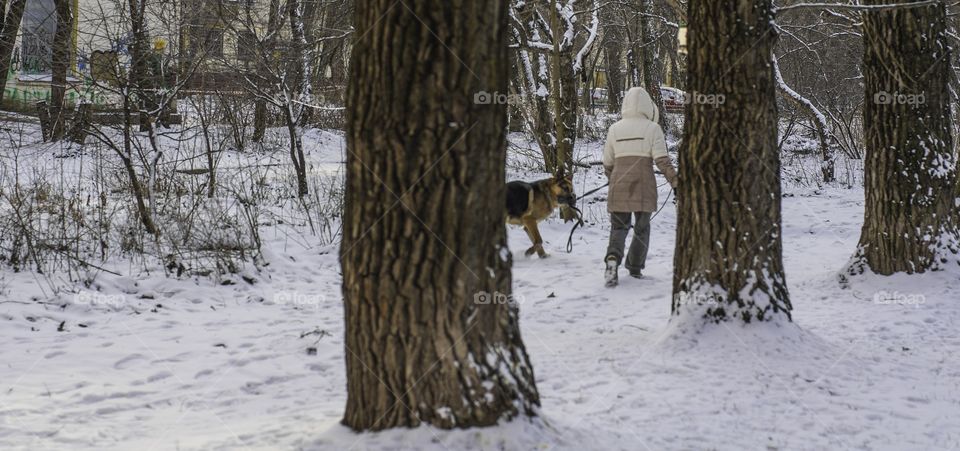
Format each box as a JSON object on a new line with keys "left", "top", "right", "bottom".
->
{"left": 2, "top": 173, "right": 960, "bottom": 449}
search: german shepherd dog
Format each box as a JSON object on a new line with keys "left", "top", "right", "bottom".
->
{"left": 505, "top": 175, "right": 576, "bottom": 258}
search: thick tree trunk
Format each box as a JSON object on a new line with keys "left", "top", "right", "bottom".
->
{"left": 0, "top": 0, "right": 27, "bottom": 104}
{"left": 672, "top": 0, "right": 791, "bottom": 323}
{"left": 49, "top": 0, "right": 73, "bottom": 140}
{"left": 850, "top": 0, "right": 956, "bottom": 276}
{"left": 341, "top": 0, "right": 539, "bottom": 431}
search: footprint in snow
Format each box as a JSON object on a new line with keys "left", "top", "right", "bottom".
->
{"left": 114, "top": 353, "right": 148, "bottom": 369}
{"left": 146, "top": 371, "right": 173, "bottom": 383}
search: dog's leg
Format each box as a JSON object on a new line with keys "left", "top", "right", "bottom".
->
{"left": 521, "top": 222, "right": 538, "bottom": 257}
{"left": 522, "top": 217, "right": 547, "bottom": 258}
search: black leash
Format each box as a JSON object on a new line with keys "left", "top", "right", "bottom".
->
{"left": 650, "top": 187, "right": 674, "bottom": 221}
{"left": 578, "top": 182, "right": 609, "bottom": 200}
{"left": 564, "top": 184, "right": 674, "bottom": 253}
{"left": 563, "top": 181, "right": 608, "bottom": 253}
{"left": 565, "top": 205, "right": 586, "bottom": 253}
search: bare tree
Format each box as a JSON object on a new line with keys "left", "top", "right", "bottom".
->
{"left": 0, "top": 0, "right": 27, "bottom": 104}
{"left": 285, "top": 0, "right": 310, "bottom": 197}
{"left": 48, "top": 0, "right": 73, "bottom": 140}
{"left": 251, "top": 0, "right": 285, "bottom": 142}
{"left": 772, "top": 54, "right": 835, "bottom": 183}
{"left": 510, "top": 0, "right": 598, "bottom": 173}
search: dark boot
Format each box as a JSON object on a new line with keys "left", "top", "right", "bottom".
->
{"left": 604, "top": 256, "right": 619, "bottom": 288}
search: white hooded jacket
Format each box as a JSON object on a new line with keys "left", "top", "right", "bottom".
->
{"left": 602, "top": 87, "right": 678, "bottom": 213}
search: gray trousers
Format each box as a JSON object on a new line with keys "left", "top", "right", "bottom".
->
{"left": 606, "top": 212, "right": 651, "bottom": 273}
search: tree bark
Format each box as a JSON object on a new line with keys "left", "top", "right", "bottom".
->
{"left": 639, "top": 0, "right": 667, "bottom": 130}
{"left": 850, "top": 0, "right": 956, "bottom": 276}
{"left": 600, "top": 3, "right": 623, "bottom": 113}
{"left": 342, "top": 0, "right": 539, "bottom": 431}
{"left": 604, "top": 38, "right": 623, "bottom": 114}
{"left": 127, "top": 0, "right": 157, "bottom": 132}
{"left": 287, "top": 0, "right": 310, "bottom": 197}
{"left": 672, "top": 0, "right": 791, "bottom": 323}
{"left": 551, "top": 3, "right": 577, "bottom": 175}
{"left": 252, "top": 0, "right": 284, "bottom": 143}
{"left": 0, "top": 0, "right": 27, "bottom": 104}
{"left": 49, "top": 0, "right": 73, "bottom": 140}
{"left": 511, "top": 1, "right": 557, "bottom": 171}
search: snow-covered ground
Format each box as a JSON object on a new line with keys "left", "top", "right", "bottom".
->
{"left": 1, "top": 127, "right": 958, "bottom": 450}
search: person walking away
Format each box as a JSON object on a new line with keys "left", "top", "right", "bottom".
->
{"left": 602, "top": 87, "right": 678, "bottom": 287}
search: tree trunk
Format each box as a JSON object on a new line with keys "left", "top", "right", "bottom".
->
{"left": 551, "top": 2, "right": 577, "bottom": 175}
{"left": 639, "top": 0, "right": 667, "bottom": 130}
{"left": 252, "top": 0, "right": 284, "bottom": 143}
{"left": 600, "top": 3, "right": 623, "bottom": 114}
{"left": 510, "top": 1, "right": 556, "bottom": 172}
{"left": 661, "top": 4, "right": 682, "bottom": 90}
{"left": 49, "top": 0, "right": 73, "bottom": 141}
{"left": 283, "top": 105, "right": 308, "bottom": 198}
{"left": 604, "top": 38, "right": 623, "bottom": 114}
{"left": 121, "top": 94, "right": 158, "bottom": 235}
{"left": 0, "top": 0, "right": 27, "bottom": 104}
{"left": 342, "top": 0, "right": 539, "bottom": 431}
{"left": 127, "top": 0, "right": 155, "bottom": 127}
{"left": 850, "top": 0, "right": 956, "bottom": 276}
{"left": 672, "top": 0, "right": 791, "bottom": 323}
{"left": 289, "top": 0, "right": 314, "bottom": 127}
{"left": 286, "top": 0, "right": 310, "bottom": 197}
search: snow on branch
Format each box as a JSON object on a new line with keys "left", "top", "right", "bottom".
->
{"left": 777, "top": 0, "right": 943, "bottom": 14}
{"left": 574, "top": 0, "right": 599, "bottom": 73}
{"left": 772, "top": 55, "right": 828, "bottom": 133}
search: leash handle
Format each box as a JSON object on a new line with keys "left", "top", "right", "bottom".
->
{"left": 565, "top": 206, "right": 585, "bottom": 253}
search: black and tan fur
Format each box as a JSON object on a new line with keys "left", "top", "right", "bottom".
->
{"left": 505, "top": 175, "right": 576, "bottom": 258}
